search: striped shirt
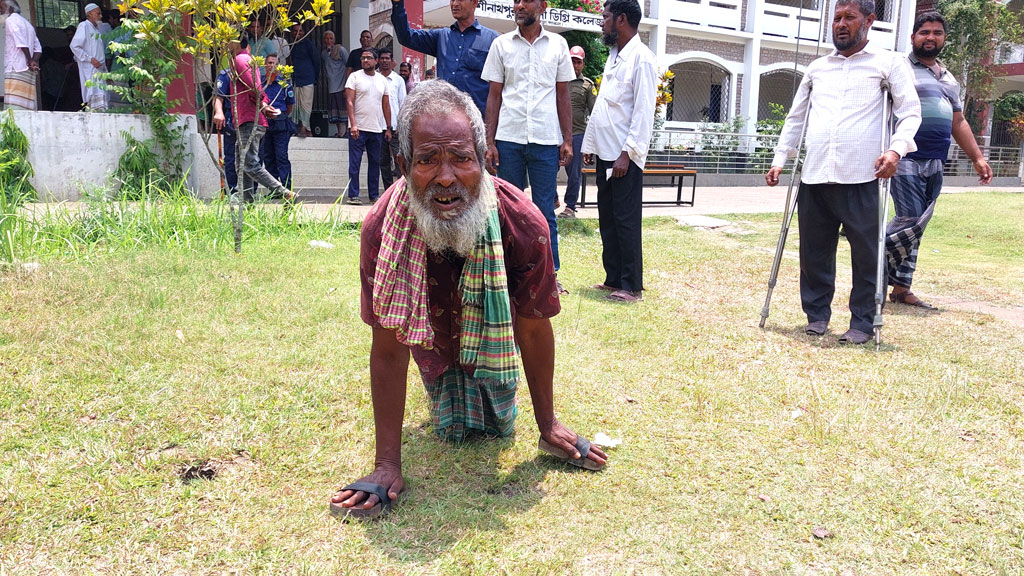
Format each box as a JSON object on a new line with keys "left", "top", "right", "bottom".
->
{"left": 772, "top": 41, "right": 922, "bottom": 185}
{"left": 905, "top": 53, "right": 962, "bottom": 161}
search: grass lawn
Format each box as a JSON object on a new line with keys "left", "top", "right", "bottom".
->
{"left": 1, "top": 192, "right": 1022, "bottom": 574}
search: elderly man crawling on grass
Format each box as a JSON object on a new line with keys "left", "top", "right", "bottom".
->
{"left": 331, "top": 80, "right": 608, "bottom": 520}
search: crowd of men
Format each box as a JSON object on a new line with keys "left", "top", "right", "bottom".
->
{"left": 1, "top": 0, "right": 128, "bottom": 112}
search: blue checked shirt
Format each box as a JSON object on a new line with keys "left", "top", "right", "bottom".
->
{"left": 391, "top": 0, "right": 498, "bottom": 114}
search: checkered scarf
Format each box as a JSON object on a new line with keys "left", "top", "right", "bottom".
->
{"left": 372, "top": 176, "right": 519, "bottom": 385}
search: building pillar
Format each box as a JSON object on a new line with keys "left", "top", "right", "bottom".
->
{"left": 345, "top": 0, "right": 371, "bottom": 50}
{"left": 896, "top": 0, "right": 915, "bottom": 53}
{"left": 740, "top": 0, "right": 765, "bottom": 141}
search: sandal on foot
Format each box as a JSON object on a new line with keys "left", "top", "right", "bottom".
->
{"left": 889, "top": 291, "right": 936, "bottom": 310}
{"left": 838, "top": 329, "right": 871, "bottom": 345}
{"left": 538, "top": 435, "right": 604, "bottom": 471}
{"left": 329, "top": 482, "right": 401, "bottom": 520}
{"left": 606, "top": 290, "right": 641, "bottom": 303}
{"left": 592, "top": 283, "right": 616, "bottom": 291}
{"left": 804, "top": 321, "right": 828, "bottom": 336}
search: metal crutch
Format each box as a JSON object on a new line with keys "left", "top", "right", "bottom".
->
{"left": 759, "top": 86, "right": 812, "bottom": 329}
{"left": 873, "top": 84, "right": 893, "bottom": 348}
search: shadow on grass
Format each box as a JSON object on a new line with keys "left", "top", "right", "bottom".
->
{"left": 353, "top": 424, "right": 588, "bottom": 563}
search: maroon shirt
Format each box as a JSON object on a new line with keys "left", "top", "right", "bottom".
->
{"left": 360, "top": 177, "right": 561, "bottom": 381}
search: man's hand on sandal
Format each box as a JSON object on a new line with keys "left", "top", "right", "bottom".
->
{"left": 331, "top": 463, "right": 405, "bottom": 510}
{"left": 539, "top": 419, "right": 608, "bottom": 467}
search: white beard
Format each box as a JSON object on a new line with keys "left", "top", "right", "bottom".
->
{"left": 407, "top": 178, "right": 494, "bottom": 257}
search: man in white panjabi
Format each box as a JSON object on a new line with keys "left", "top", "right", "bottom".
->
{"left": 70, "top": 3, "right": 108, "bottom": 110}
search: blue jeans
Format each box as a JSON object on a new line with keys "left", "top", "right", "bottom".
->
{"left": 496, "top": 140, "right": 560, "bottom": 270}
{"left": 889, "top": 168, "right": 943, "bottom": 288}
{"left": 562, "top": 133, "right": 584, "bottom": 211}
{"left": 348, "top": 130, "right": 383, "bottom": 200}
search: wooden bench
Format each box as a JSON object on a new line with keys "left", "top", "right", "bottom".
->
{"left": 579, "top": 164, "right": 697, "bottom": 208}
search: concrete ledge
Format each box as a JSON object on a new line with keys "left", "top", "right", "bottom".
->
{"left": 10, "top": 110, "right": 221, "bottom": 201}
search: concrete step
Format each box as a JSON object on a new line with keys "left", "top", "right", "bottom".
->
{"left": 287, "top": 136, "right": 350, "bottom": 151}
{"left": 289, "top": 148, "right": 348, "bottom": 161}
{"left": 293, "top": 173, "right": 363, "bottom": 189}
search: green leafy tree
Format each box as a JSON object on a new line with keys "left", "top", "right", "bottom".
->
{"left": 560, "top": 30, "right": 608, "bottom": 80}
{"left": 106, "top": 0, "right": 334, "bottom": 251}
{"left": 937, "top": 0, "right": 1024, "bottom": 129}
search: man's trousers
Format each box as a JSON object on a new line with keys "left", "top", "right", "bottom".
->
{"left": 562, "top": 133, "right": 585, "bottom": 211}
{"left": 380, "top": 133, "right": 402, "bottom": 191}
{"left": 797, "top": 181, "right": 879, "bottom": 334}
{"left": 495, "top": 140, "right": 560, "bottom": 270}
{"left": 348, "top": 130, "right": 383, "bottom": 200}
{"left": 596, "top": 158, "right": 644, "bottom": 293}
{"left": 260, "top": 129, "right": 292, "bottom": 190}
{"left": 237, "top": 122, "right": 286, "bottom": 201}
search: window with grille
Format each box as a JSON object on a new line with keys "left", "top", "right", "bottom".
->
{"left": 36, "top": 0, "right": 80, "bottom": 29}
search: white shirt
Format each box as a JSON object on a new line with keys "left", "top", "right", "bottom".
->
{"left": 272, "top": 36, "right": 290, "bottom": 63}
{"left": 481, "top": 26, "right": 575, "bottom": 145}
{"left": 581, "top": 34, "right": 657, "bottom": 169}
{"left": 4, "top": 13, "right": 40, "bottom": 73}
{"left": 345, "top": 70, "right": 388, "bottom": 133}
{"left": 71, "top": 20, "right": 105, "bottom": 65}
{"left": 772, "top": 41, "right": 922, "bottom": 185}
{"left": 381, "top": 70, "right": 407, "bottom": 128}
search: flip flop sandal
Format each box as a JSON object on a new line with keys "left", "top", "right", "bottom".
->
{"left": 606, "top": 290, "right": 641, "bottom": 303}
{"left": 538, "top": 435, "right": 604, "bottom": 471}
{"left": 329, "top": 482, "right": 402, "bottom": 520}
{"left": 592, "top": 283, "right": 615, "bottom": 291}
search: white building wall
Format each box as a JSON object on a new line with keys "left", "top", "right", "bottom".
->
{"left": 648, "top": 0, "right": 917, "bottom": 132}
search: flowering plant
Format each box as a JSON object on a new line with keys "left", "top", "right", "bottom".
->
{"left": 547, "top": 0, "right": 602, "bottom": 15}
{"left": 656, "top": 70, "right": 674, "bottom": 109}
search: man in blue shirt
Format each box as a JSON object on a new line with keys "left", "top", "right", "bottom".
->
{"left": 213, "top": 66, "right": 240, "bottom": 196}
{"left": 260, "top": 54, "right": 296, "bottom": 192}
{"left": 390, "top": 0, "right": 497, "bottom": 114}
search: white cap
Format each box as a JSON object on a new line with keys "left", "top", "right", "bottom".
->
{"left": 84, "top": 3, "right": 100, "bottom": 13}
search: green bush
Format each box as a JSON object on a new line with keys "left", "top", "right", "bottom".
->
{"left": 0, "top": 110, "right": 35, "bottom": 204}
{"left": 112, "top": 131, "right": 172, "bottom": 200}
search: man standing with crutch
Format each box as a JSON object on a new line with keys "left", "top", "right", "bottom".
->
{"left": 764, "top": 0, "right": 921, "bottom": 345}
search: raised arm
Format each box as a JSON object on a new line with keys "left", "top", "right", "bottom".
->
{"left": 390, "top": 0, "right": 442, "bottom": 56}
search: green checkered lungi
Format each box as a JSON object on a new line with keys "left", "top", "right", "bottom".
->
{"left": 425, "top": 367, "right": 518, "bottom": 443}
